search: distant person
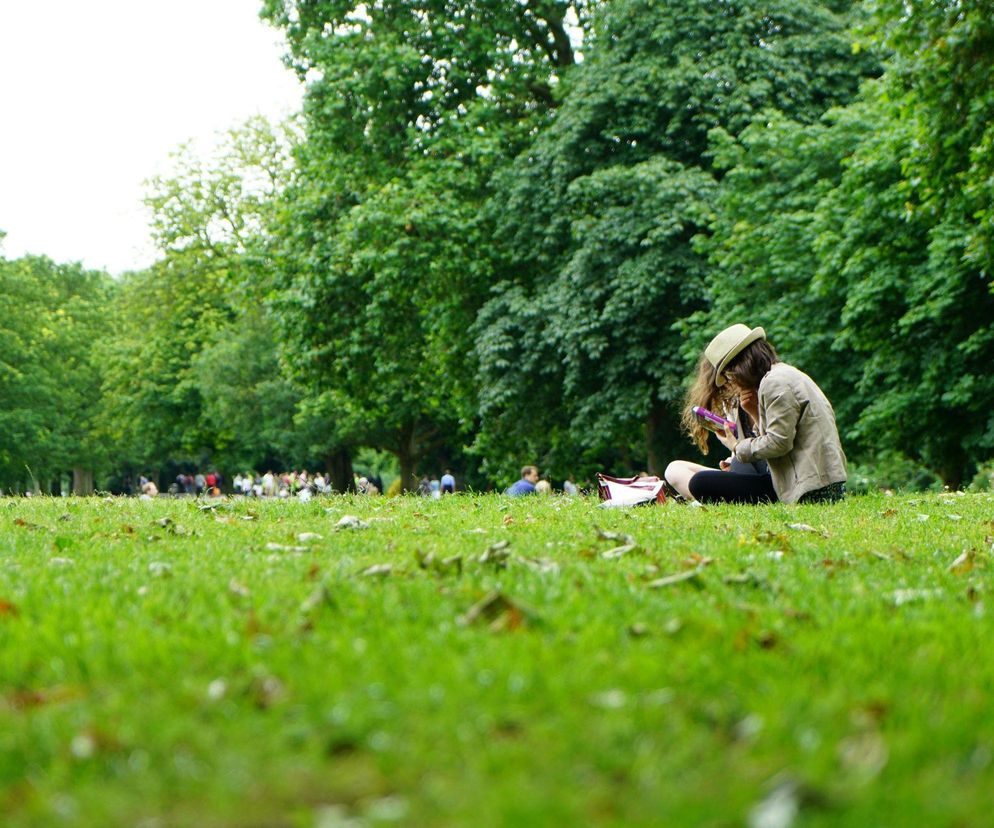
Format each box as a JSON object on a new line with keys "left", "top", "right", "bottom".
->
{"left": 440, "top": 469, "right": 456, "bottom": 494}
{"left": 506, "top": 465, "right": 539, "bottom": 496}
{"left": 358, "top": 476, "right": 380, "bottom": 496}
{"left": 417, "top": 475, "right": 432, "bottom": 496}
{"left": 563, "top": 476, "right": 578, "bottom": 496}
{"left": 535, "top": 479, "right": 552, "bottom": 495}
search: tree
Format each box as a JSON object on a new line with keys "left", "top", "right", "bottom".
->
{"left": 812, "top": 89, "right": 994, "bottom": 486}
{"left": 700, "top": 0, "right": 994, "bottom": 487}
{"left": 263, "top": 0, "right": 592, "bottom": 489}
{"left": 477, "top": 0, "right": 877, "bottom": 477}
{"left": 861, "top": 0, "right": 994, "bottom": 277}
{"left": 698, "top": 107, "right": 873, "bottom": 436}
{"left": 0, "top": 254, "right": 111, "bottom": 492}
{"left": 98, "top": 118, "right": 306, "bottom": 483}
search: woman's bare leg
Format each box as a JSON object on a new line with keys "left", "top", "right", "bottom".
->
{"left": 664, "top": 460, "right": 712, "bottom": 500}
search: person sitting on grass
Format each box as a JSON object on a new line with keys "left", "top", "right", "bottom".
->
{"left": 664, "top": 324, "right": 847, "bottom": 504}
{"left": 506, "top": 465, "right": 539, "bottom": 496}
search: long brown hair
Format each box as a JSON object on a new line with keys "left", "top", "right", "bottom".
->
{"left": 680, "top": 355, "right": 736, "bottom": 454}
{"left": 724, "top": 340, "right": 780, "bottom": 392}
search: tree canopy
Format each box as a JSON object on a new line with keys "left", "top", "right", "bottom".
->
{"left": 4, "top": 0, "right": 993, "bottom": 492}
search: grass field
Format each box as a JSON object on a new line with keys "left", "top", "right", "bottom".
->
{"left": 1, "top": 491, "right": 993, "bottom": 827}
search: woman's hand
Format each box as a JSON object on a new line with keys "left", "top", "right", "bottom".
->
{"left": 740, "top": 388, "right": 759, "bottom": 422}
{"left": 719, "top": 458, "right": 732, "bottom": 471}
{"left": 716, "top": 425, "right": 738, "bottom": 451}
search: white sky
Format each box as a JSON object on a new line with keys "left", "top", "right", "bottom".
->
{"left": 0, "top": 1, "right": 303, "bottom": 275}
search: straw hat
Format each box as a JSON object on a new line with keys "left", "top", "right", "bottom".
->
{"left": 705, "top": 324, "right": 766, "bottom": 386}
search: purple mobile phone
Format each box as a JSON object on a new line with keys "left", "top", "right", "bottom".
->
{"left": 692, "top": 406, "right": 737, "bottom": 436}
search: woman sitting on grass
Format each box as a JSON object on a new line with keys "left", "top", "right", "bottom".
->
{"left": 664, "top": 324, "right": 847, "bottom": 504}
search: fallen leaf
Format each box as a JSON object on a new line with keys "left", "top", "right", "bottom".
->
{"left": 415, "top": 550, "right": 463, "bottom": 575}
{"left": 748, "top": 778, "right": 800, "bottom": 828}
{"left": 755, "top": 530, "right": 792, "bottom": 551}
{"left": 723, "top": 571, "right": 767, "bottom": 588}
{"left": 439, "top": 554, "right": 463, "bottom": 574}
{"left": 250, "top": 675, "right": 285, "bottom": 709}
{"left": 480, "top": 540, "right": 511, "bottom": 566}
{"left": 502, "top": 515, "right": 515, "bottom": 527}
{"left": 300, "top": 584, "right": 336, "bottom": 615}
{"left": 206, "top": 679, "right": 228, "bottom": 701}
{"left": 647, "top": 568, "right": 704, "bottom": 589}
{"left": 787, "top": 523, "right": 828, "bottom": 537}
{"left": 589, "top": 689, "right": 627, "bottom": 709}
{"left": 265, "top": 543, "right": 308, "bottom": 553}
{"left": 361, "top": 564, "right": 393, "bottom": 578}
{"left": 336, "top": 515, "right": 370, "bottom": 531}
{"left": 228, "top": 578, "right": 251, "bottom": 598}
{"left": 514, "top": 556, "right": 559, "bottom": 574}
{"left": 459, "top": 590, "right": 538, "bottom": 631}
{"left": 948, "top": 550, "right": 975, "bottom": 575}
{"left": 0, "top": 599, "right": 19, "bottom": 618}
{"left": 889, "top": 588, "right": 941, "bottom": 606}
{"left": 838, "top": 730, "right": 888, "bottom": 778}
{"left": 7, "top": 685, "right": 78, "bottom": 709}
{"left": 602, "top": 543, "right": 637, "bottom": 559}
{"left": 596, "top": 527, "right": 637, "bottom": 546}
{"left": 13, "top": 518, "right": 43, "bottom": 531}
{"left": 683, "top": 553, "right": 715, "bottom": 568}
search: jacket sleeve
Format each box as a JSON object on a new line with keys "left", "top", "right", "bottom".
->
{"left": 734, "top": 380, "right": 800, "bottom": 462}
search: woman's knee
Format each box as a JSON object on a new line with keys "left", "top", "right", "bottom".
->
{"left": 664, "top": 460, "right": 689, "bottom": 486}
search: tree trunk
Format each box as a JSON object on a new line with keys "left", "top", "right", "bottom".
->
{"left": 396, "top": 422, "right": 419, "bottom": 493}
{"left": 72, "top": 468, "right": 94, "bottom": 496}
{"left": 645, "top": 402, "right": 667, "bottom": 477}
{"left": 327, "top": 449, "right": 355, "bottom": 494}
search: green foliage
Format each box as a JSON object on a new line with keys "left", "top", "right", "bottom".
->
{"left": 97, "top": 255, "right": 235, "bottom": 471}
{"left": 846, "top": 450, "right": 942, "bottom": 493}
{"left": 861, "top": 0, "right": 994, "bottom": 275}
{"left": 0, "top": 255, "right": 112, "bottom": 491}
{"left": 264, "top": 0, "right": 591, "bottom": 488}
{"left": 704, "top": 60, "right": 994, "bottom": 486}
{"left": 98, "top": 118, "right": 307, "bottom": 479}
{"left": 699, "top": 107, "right": 872, "bottom": 434}
{"left": 477, "top": 0, "right": 874, "bottom": 478}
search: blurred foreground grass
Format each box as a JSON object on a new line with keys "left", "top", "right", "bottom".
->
{"left": 1, "top": 491, "right": 993, "bottom": 826}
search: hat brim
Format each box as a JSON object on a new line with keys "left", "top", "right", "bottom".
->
{"left": 713, "top": 326, "right": 766, "bottom": 386}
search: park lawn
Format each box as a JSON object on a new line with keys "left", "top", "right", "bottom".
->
{"left": 0, "top": 491, "right": 992, "bottom": 827}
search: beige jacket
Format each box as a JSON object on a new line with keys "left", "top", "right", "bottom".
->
{"left": 733, "top": 363, "right": 847, "bottom": 503}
